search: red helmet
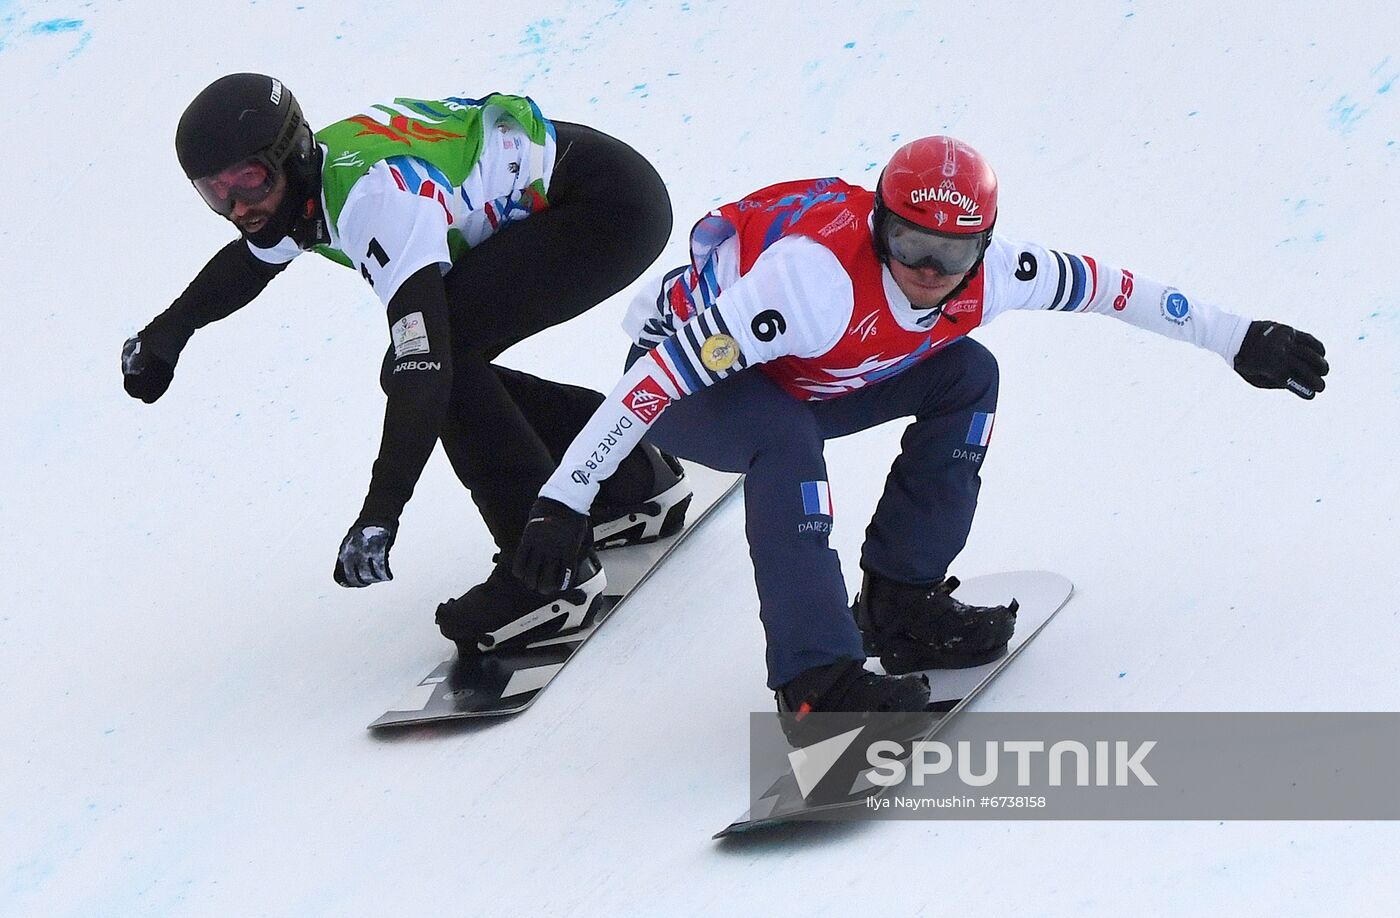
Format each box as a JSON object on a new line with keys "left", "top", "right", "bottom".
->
{"left": 874, "top": 136, "right": 998, "bottom": 274}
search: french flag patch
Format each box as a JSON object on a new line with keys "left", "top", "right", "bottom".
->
{"left": 801, "top": 480, "right": 833, "bottom": 516}
{"left": 966, "top": 412, "right": 995, "bottom": 447}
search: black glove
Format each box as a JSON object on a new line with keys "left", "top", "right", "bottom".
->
{"left": 513, "top": 497, "right": 592, "bottom": 593}
{"left": 121, "top": 334, "right": 176, "bottom": 403}
{"left": 334, "top": 521, "right": 397, "bottom": 587}
{"left": 1233, "top": 321, "right": 1329, "bottom": 400}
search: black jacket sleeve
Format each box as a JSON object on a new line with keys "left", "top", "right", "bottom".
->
{"left": 354, "top": 264, "right": 455, "bottom": 526}
{"left": 140, "top": 240, "right": 287, "bottom": 363}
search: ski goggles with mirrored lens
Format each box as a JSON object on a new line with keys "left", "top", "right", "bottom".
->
{"left": 882, "top": 211, "right": 987, "bottom": 275}
{"left": 191, "top": 159, "right": 278, "bottom": 216}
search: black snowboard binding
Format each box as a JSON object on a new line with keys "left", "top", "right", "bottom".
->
{"left": 854, "top": 571, "right": 1018, "bottom": 674}
{"left": 777, "top": 658, "right": 931, "bottom": 715}
{"left": 591, "top": 442, "right": 692, "bottom": 550}
{"left": 776, "top": 659, "right": 932, "bottom": 751}
{"left": 435, "top": 552, "right": 607, "bottom": 656}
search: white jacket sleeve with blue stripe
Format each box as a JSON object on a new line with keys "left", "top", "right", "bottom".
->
{"left": 980, "top": 237, "right": 1249, "bottom": 361}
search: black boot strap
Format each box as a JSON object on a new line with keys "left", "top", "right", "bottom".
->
{"left": 787, "top": 658, "right": 867, "bottom": 716}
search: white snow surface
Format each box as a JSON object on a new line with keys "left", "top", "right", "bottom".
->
{"left": 4, "top": 2, "right": 1400, "bottom": 915}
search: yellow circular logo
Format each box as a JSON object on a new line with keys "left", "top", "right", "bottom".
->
{"left": 700, "top": 333, "right": 740, "bottom": 372}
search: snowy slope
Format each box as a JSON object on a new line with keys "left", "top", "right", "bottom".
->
{"left": 4, "top": 1, "right": 1399, "bottom": 914}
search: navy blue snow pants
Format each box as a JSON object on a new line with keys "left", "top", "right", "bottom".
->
{"left": 629, "top": 337, "right": 1000, "bottom": 689}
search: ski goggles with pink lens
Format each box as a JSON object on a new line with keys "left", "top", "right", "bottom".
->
{"left": 191, "top": 159, "right": 279, "bottom": 216}
{"left": 882, "top": 212, "right": 987, "bottom": 275}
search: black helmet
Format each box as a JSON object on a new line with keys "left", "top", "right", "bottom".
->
{"left": 177, "top": 73, "right": 310, "bottom": 180}
{"left": 175, "top": 73, "right": 324, "bottom": 246}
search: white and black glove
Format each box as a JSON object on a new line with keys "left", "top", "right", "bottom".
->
{"left": 121, "top": 334, "right": 177, "bottom": 404}
{"left": 513, "top": 498, "right": 592, "bottom": 593}
{"left": 335, "top": 522, "right": 396, "bottom": 588}
{"left": 1233, "top": 321, "right": 1329, "bottom": 400}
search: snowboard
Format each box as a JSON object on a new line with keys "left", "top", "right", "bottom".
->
{"left": 714, "top": 570, "right": 1073, "bottom": 837}
{"left": 369, "top": 463, "right": 742, "bottom": 729}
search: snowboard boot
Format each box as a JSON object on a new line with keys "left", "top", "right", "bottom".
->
{"left": 777, "top": 659, "right": 932, "bottom": 715}
{"left": 853, "top": 571, "right": 1019, "bottom": 674}
{"left": 591, "top": 441, "right": 692, "bottom": 550}
{"left": 435, "top": 552, "right": 607, "bottom": 656}
{"left": 775, "top": 659, "right": 933, "bottom": 751}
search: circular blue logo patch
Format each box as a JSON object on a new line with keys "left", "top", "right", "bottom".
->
{"left": 1165, "top": 292, "right": 1190, "bottom": 319}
